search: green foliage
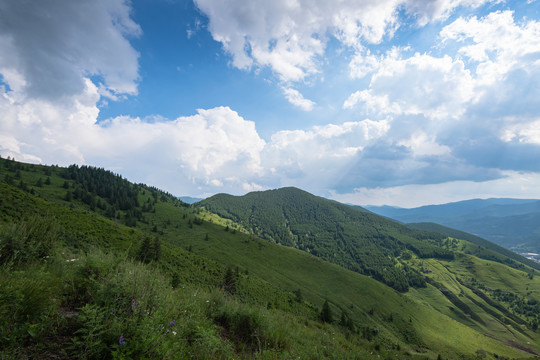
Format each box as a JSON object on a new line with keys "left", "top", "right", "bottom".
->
{"left": 408, "top": 222, "right": 540, "bottom": 271}
{"left": 223, "top": 266, "right": 238, "bottom": 294}
{"left": 320, "top": 300, "right": 333, "bottom": 323}
{"left": 199, "top": 187, "right": 449, "bottom": 291}
{"left": 136, "top": 236, "right": 161, "bottom": 264}
{"left": 0, "top": 215, "right": 59, "bottom": 267}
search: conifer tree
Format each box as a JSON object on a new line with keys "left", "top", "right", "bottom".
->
{"left": 320, "top": 300, "right": 333, "bottom": 323}
{"left": 223, "top": 266, "right": 237, "bottom": 294}
{"left": 137, "top": 236, "right": 152, "bottom": 263}
{"left": 151, "top": 236, "right": 161, "bottom": 262}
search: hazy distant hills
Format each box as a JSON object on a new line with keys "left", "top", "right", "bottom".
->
{"left": 178, "top": 196, "right": 204, "bottom": 204}
{"left": 365, "top": 198, "right": 540, "bottom": 253}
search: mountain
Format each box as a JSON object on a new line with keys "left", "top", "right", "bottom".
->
{"left": 1, "top": 157, "right": 540, "bottom": 359}
{"left": 365, "top": 199, "right": 540, "bottom": 253}
{"left": 199, "top": 187, "right": 457, "bottom": 292}
{"left": 199, "top": 188, "right": 537, "bottom": 282}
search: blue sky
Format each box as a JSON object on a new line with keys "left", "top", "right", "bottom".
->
{"left": 0, "top": 0, "right": 539, "bottom": 207}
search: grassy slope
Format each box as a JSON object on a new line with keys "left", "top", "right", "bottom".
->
{"left": 407, "top": 222, "right": 540, "bottom": 271}
{"left": 174, "top": 223, "right": 540, "bottom": 358}
{"left": 197, "top": 187, "right": 540, "bottom": 357}
{"left": 1, "top": 158, "right": 539, "bottom": 358}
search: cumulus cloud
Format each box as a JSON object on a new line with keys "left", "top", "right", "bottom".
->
{"left": 92, "top": 106, "right": 267, "bottom": 193}
{"left": 282, "top": 87, "right": 315, "bottom": 111}
{"left": 341, "top": 10, "right": 540, "bottom": 196}
{"left": 264, "top": 119, "right": 390, "bottom": 191}
{"left": 350, "top": 52, "right": 475, "bottom": 120}
{"left": 0, "top": 0, "right": 141, "bottom": 101}
{"left": 0, "top": 80, "right": 267, "bottom": 194}
{"left": 440, "top": 10, "right": 540, "bottom": 84}
{"left": 194, "top": 0, "right": 498, "bottom": 84}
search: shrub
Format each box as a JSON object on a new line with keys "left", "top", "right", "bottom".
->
{"left": 0, "top": 216, "right": 59, "bottom": 267}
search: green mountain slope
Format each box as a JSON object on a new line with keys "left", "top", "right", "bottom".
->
{"left": 199, "top": 188, "right": 463, "bottom": 292}
{"left": 2, "top": 157, "right": 540, "bottom": 359}
{"left": 407, "top": 222, "right": 540, "bottom": 271}
{"left": 365, "top": 199, "right": 540, "bottom": 253}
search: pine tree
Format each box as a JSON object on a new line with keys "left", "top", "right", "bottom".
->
{"left": 137, "top": 236, "right": 152, "bottom": 263}
{"left": 151, "top": 236, "right": 161, "bottom": 262}
{"left": 223, "top": 266, "right": 237, "bottom": 294}
{"left": 320, "top": 300, "right": 333, "bottom": 323}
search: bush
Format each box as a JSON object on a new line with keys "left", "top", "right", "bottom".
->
{"left": 0, "top": 216, "right": 59, "bottom": 267}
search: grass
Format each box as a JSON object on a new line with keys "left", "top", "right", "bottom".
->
{"left": 1, "top": 157, "right": 540, "bottom": 359}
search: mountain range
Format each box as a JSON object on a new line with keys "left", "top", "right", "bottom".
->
{"left": 365, "top": 199, "right": 540, "bottom": 256}
{"left": 1, "top": 156, "right": 539, "bottom": 359}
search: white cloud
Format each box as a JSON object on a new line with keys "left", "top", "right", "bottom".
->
{"left": 1, "top": 1, "right": 538, "bottom": 205}
{"left": 404, "top": 0, "right": 494, "bottom": 26}
{"left": 397, "top": 132, "right": 451, "bottom": 157}
{"left": 0, "top": 78, "right": 267, "bottom": 195}
{"left": 282, "top": 87, "right": 316, "bottom": 111}
{"left": 343, "top": 90, "right": 402, "bottom": 115}
{"left": 195, "top": 0, "right": 498, "bottom": 84}
{"left": 265, "top": 119, "right": 389, "bottom": 191}
{"left": 501, "top": 119, "right": 540, "bottom": 145}
{"left": 0, "top": 0, "right": 141, "bottom": 100}
{"left": 440, "top": 10, "right": 540, "bottom": 85}
{"left": 348, "top": 50, "right": 383, "bottom": 79}
{"left": 345, "top": 52, "right": 475, "bottom": 120}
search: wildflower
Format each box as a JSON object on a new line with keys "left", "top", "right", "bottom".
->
{"left": 172, "top": 331, "right": 177, "bottom": 336}
{"left": 131, "top": 300, "right": 138, "bottom": 310}
{"left": 119, "top": 335, "right": 126, "bottom": 346}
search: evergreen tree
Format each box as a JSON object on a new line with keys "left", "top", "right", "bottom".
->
{"left": 293, "top": 289, "right": 303, "bottom": 303}
{"left": 320, "top": 300, "right": 333, "bottom": 323}
{"left": 223, "top": 266, "right": 237, "bottom": 294}
{"left": 151, "top": 236, "right": 161, "bottom": 262}
{"left": 137, "top": 236, "right": 152, "bottom": 263}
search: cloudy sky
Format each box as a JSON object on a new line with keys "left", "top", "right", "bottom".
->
{"left": 0, "top": 0, "right": 539, "bottom": 207}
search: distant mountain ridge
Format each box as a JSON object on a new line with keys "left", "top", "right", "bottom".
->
{"left": 178, "top": 196, "right": 204, "bottom": 204}
{"left": 365, "top": 198, "right": 540, "bottom": 253}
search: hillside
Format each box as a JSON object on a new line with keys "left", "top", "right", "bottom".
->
{"left": 1, "top": 157, "right": 540, "bottom": 359}
{"left": 407, "top": 222, "right": 540, "bottom": 271}
{"left": 198, "top": 188, "right": 534, "bottom": 290}
{"left": 365, "top": 199, "right": 540, "bottom": 254}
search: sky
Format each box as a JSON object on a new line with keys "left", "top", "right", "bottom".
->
{"left": 0, "top": 0, "right": 539, "bottom": 208}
